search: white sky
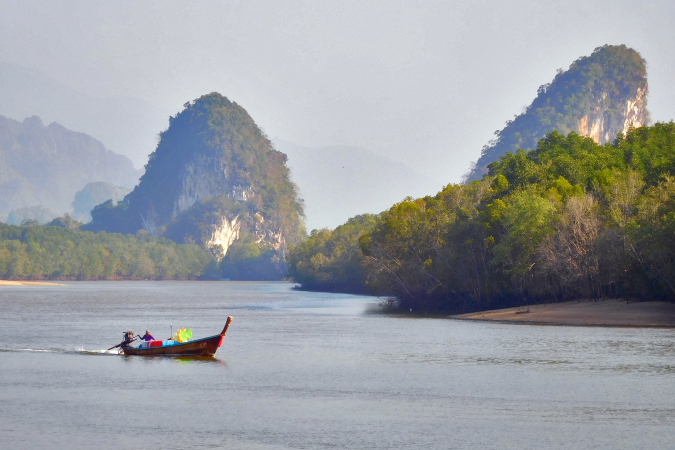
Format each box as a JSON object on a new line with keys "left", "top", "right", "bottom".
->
{"left": 1, "top": 0, "right": 674, "bottom": 184}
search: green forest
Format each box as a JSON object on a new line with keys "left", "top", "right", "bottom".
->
{"left": 289, "top": 123, "right": 675, "bottom": 312}
{"left": 0, "top": 221, "right": 212, "bottom": 280}
{"left": 288, "top": 214, "right": 377, "bottom": 292}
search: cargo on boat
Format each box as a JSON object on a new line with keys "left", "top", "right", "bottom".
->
{"left": 110, "top": 316, "right": 233, "bottom": 357}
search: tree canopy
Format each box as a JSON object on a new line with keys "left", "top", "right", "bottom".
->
{"left": 0, "top": 222, "right": 212, "bottom": 280}
{"left": 289, "top": 123, "right": 675, "bottom": 312}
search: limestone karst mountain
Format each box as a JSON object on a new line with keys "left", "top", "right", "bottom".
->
{"left": 467, "top": 45, "right": 650, "bottom": 181}
{"left": 85, "top": 93, "right": 305, "bottom": 277}
{"left": 0, "top": 114, "right": 141, "bottom": 221}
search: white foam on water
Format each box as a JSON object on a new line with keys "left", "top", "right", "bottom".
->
{"left": 84, "top": 349, "right": 119, "bottom": 354}
{"left": 0, "top": 347, "right": 61, "bottom": 353}
{"left": 0, "top": 347, "right": 119, "bottom": 355}
{"left": 73, "top": 345, "right": 119, "bottom": 355}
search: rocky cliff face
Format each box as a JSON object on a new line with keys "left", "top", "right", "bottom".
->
{"left": 467, "top": 45, "right": 650, "bottom": 181}
{"left": 205, "top": 216, "right": 241, "bottom": 257}
{"left": 577, "top": 86, "right": 648, "bottom": 144}
{"left": 86, "top": 93, "right": 305, "bottom": 263}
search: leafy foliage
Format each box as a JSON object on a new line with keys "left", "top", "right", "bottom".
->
{"left": 220, "top": 241, "right": 285, "bottom": 281}
{"left": 0, "top": 223, "right": 212, "bottom": 280}
{"left": 288, "top": 214, "right": 377, "bottom": 293}
{"left": 290, "top": 123, "right": 675, "bottom": 312}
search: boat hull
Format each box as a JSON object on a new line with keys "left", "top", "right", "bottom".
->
{"left": 122, "top": 334, "right": 224, "bottom": 357}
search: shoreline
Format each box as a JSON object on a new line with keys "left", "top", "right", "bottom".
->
{"left": 452, "top": 299, "right": 675, "bottom": 328}
{"left": 0, "top": 280, "right": 67, "bottom": 286}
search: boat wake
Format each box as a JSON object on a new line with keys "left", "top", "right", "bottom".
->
{"left": 0, "top": 347, "right": 119, "bottom": 356}
{"left": 0, "top": 347, "right": 226, "bottom": 362}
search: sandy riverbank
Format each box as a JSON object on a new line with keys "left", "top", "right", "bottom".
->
{"left": 0, "top": 280, "right": 67, "bottom": 286}
{"left": 453, "top": 299, "right": 675, "bottom": 327}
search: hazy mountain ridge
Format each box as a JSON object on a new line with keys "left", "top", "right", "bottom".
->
{"left": 0, "top": 60, "right": 164, "bottom": 169}
{"left": 277, "top": 142, "right": 442, "bottom": 230}
{"left": 0, "top": 114, "right": 141, "bottom": 220}
{"left": 467, "top": 45, "right": 650, "bottom": 181}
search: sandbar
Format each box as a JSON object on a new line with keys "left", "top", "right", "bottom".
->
{"left": 453, "top": 299, "right": 675, "bottom": 327}
{"left": 0, "top": 280, "right": 67, "bottom": 286}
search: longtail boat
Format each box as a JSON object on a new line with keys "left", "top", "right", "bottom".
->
{"left": 111, "top": 316, "right": 233, "bottom": 357}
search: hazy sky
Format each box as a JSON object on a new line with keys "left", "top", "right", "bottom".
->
{"left": 1, "top": 0, "right": 674, "bottom": 184}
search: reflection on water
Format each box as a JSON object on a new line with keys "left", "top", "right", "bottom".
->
{"left": 121, "top": 354, "right": 227, "bottom": 365}
{"left": 0, "top": 281, "right": 674, "bottom": 449}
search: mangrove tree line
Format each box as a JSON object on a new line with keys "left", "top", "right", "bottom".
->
{"left": 289, "top": 123, "right": 675, "bottom": 312}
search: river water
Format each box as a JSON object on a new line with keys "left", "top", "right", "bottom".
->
{"left": 1, "top": 281, "right": 674, "bottom": 449}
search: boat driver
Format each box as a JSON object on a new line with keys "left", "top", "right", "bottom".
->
{"left": 140, "top": 330, "right": 155, "bottom": 341}
{"left": 122, "top": 330, "right": 135, "bottom": 346}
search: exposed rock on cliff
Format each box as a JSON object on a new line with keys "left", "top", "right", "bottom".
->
{"left": 467, "top": 45, "right": 650, "bottom": 181}
{"left": 86, "top": 93, "right": 305, "bottom": 273}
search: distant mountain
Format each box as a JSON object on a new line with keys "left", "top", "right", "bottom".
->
{"left": 6, "top": 206, "right": 61, "bottom": 226}
{"left": 71, "top": 182, "right": 132, "bottom": 223}
{"left": 0, "top": 60, "right": 164, "bottom": 169}
{"left": 85, "top": 93, "right": 305, "bottom": 279}
{"left": 277, "top": 142, "right": 443, "bottom": 230}
{"left": 0, "top": 114, "right": 141, "bottom": 220}
{"left": 467, "top": 45, "right": 650, "bottom": 181}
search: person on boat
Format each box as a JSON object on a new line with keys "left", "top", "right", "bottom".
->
{"left": 122, "top": 330, "right": 136, "bottom": 346}
{"left": 140, "top": 330, "right": 155, "bottom": 341}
